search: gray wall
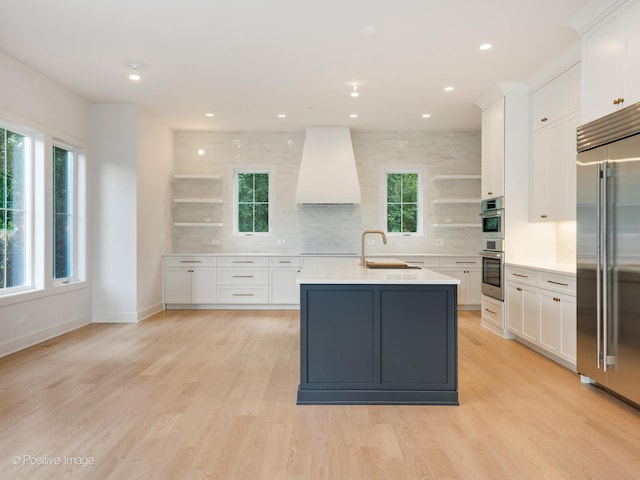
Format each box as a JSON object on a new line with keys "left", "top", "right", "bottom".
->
{"left": 173, "top": 130, "right": 481, "bottom": 254}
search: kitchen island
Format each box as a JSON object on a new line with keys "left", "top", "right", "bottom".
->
{"left": 296, "top": 261, "right": 460, "bottom": 405}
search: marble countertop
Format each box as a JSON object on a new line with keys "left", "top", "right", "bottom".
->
{"left": 164, "top": 252, "right": 480, "bottom": 258}
{"left": 297, "top": 259, "right": 460, "bottom": 285}
{"left": 505, "top": 261, "right": 576, "bottom": 275}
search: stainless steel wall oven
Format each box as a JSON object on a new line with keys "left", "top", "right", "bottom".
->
{"left": 480, "top": 197, "right": 504, "bottom": 300}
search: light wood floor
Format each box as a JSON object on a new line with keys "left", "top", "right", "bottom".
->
{"left": 1, "top": 309, "right": 639, "bottom": 479}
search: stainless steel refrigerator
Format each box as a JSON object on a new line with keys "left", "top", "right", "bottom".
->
{"left": 577, "top": 102, "right": 640, "bottom": 407}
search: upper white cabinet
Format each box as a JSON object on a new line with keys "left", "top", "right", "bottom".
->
{"left": 579, "top": 0, "right": 640, "bottom": 122}
{"left": 481, "top": 97, "right": 505, "bottom": 199}
{"left": 529, "top": 63, "right": 581, "bottom": 223}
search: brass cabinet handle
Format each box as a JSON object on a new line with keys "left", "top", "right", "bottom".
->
{"left": 613, "top": 98, "right": 625, "bottom": 105}
{"left": 488, "top": 191, "right": 493, "bottom": 195}
{"left": 512, "top": 273, "right": 528, "bottom": 278}
{"left": 517, "top": 287, "right": 522, "bottom": 292}
{"left": 484, "top": 308, "right": 497, "bottom": 315}
{"left": 541, "top": 117, "right": 548, "bottom": 122}
{"left": 540, "top": 214, "right": 548, "bottom": 218}
{"left": 547, "top": 280, "right": 569, "bottom": 287}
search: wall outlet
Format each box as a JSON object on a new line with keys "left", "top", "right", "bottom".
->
{"left": 367, "top": 239, "right": 376, "bottom": 245}
{"left": 203, "top": 217, "right": 212, "bottom": 223}
{"left": 277, "top": 239, "right": 286, "bottom": 245}
{"left": 436, "top": 238, "right": 445, "bottom": 247}
{"left": 211, "top": 239, "right": 220, "bottom": 245}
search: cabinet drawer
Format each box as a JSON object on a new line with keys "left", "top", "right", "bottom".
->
{"left": 218, "top": 286, "right": 269, "bottom": 304}
{"left": 481, "top": 295, "right": 504, "bottom": 329}
{"left": 269, "top": 256, "right": 301, "bottom": 268}
{"left": 506, "top": 267, "right": 539, "bottom": 286}
{"left": 164, "top": 256, "right": 217, "bottom": 267}
{"left": 540, "top": 272, "right": 576, "bottom": 295}
{"left": 218, "top": 268, "right": 268, "bottom": 285}
{"left": 440, "top": 257, "right": 480, "bottom": 268}
{"left": 218, "top": 256, "right": 269, "bottom": 267}
{"left": 403, "top": 256, "right": 440, "bottom": 269}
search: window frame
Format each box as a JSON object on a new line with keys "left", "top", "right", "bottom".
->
{"left": 0, "top": 121, "right": 34, "bottom": 295}
{"left": 52, "top": 141, "right": 78, "bottom": 285}
{"left": 383, "top": 168, "right": 424, "bottom": 237}
{"left": 232, "top": 168, "right": 273, "bottom": 236}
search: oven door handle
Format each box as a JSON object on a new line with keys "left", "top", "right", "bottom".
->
{"left": 479, "top": 210, "right": 502, "bottom": 218}
{"left": 479, "top": 251, "right": 502, "bottom": 260}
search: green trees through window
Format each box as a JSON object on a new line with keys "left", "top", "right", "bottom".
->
{"left": 0, "top": 128, "right": 27, "bottom": 290}
{"left": 53, "top": 145, "right": 74, "bottom": 280}
{"left": 386, "top": 172, "right": 419, "bottom": 233}
{"left": 237, "top": 172, "right": 269, "bottom": 233}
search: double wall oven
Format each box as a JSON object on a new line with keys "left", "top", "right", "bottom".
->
{"left": 479, "top": 197, "right": 504, "bottom": 301}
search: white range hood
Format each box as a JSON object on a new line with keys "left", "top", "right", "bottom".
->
{"left": 295, "top": 127, "right": 361, "bottom": 204}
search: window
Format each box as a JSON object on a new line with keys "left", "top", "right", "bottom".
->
{"left": 385, "top": 171, "right": 421, "bottom": 234}
{"left": 53, "top": 144, "right": 75, "bottom": 281}
{"left": 235, "top": 170, "right": 271, "bottom": 234}
{"left": 0, "top": 127, "right": 30, "bottom": 291}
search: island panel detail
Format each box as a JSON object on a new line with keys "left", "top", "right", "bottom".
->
{"left": 298, "top": 283, "right": 458, "bottom": 405}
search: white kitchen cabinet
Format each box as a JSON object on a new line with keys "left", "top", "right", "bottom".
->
{"left": 217, "top": 256, "right": 269, "bottom": 304}
{"left": 581, "top": 0, "right": 640, "bottom": 122}
{"left": 530, "top": 63, "right": 581, "bottom": 132}
{"left": 164, "top": 257, "right": 217, "bottom": 305}
{"left": 440, "top": 257, "right": 481, "bottom": 307}
{"left": 530, "top": 112, "right": 580, "bottom": 222}
{"left": 481, "top": 294, "right": 505, "bottom": 336}
{"left": 504, "top": 264, "right": 576, "bottom": 369}
{"left": 269, "top": 256, "right": 301, "bottom": 304}
{"left": 481, "top": 97, "right": 505, "bottom": 199}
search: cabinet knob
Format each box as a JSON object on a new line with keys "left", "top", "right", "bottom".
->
{"left": 613, "top": 98, "right": 625, "bottom": 105}
{"left": 488, "top": 191, "right": 493, "bottom": 195}
{"left": 541, "top": 117, "right": 548, "bottom": 122}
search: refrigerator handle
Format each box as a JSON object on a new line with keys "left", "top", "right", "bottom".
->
{"left": 597, "top": 163, "right": 603, "bottom": 370}
{"left": 602, "top": 161, "right": 609, "bottom": 373}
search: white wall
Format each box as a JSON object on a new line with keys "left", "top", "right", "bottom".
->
{"left": 0, "top": 51, "right": 92, "bottom": 357}
{"left": 91, "top": 105, "right": 138, "bottom": 323}
{"left": 136, "top": 108, "right": 173, "bottom": 320}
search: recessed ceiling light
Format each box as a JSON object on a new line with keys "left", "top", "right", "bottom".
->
{"left": 350, "top": 114, "right": 358, "bottom": 118}
{"left": 444, "top": 86, "right": 454, "bottom": 92}
{"left": 479, "top": 43, "right": 492, "bottom": 51}
{"left": 197, "top": 149, "right": 205, "bottom": 155}
{"left": 128, "top": 64, "right": 141, "bottom": 81}
{"left": 361, "top": 25, "right": 377, "bottom": 34}
{"left": 278, "top": 113, "right": 286, "bottom": 118}
{"left": 205, "top": 113, "right": 214, "bottom": 117}
{"left": 422, "top": 113, "right": 431, "bottom": 118}
{"left": 350, "top": 83, "right": 360, "bottom": 98}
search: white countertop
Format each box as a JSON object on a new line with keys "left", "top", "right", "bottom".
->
{"left": 297, "top": 259, "right": 460, "bottom": 285}
{"left": 505, "top": 261, "right": 576, "bottom": 275}
{"left": 164, "top": 252, "right": 479, "bottom": 258}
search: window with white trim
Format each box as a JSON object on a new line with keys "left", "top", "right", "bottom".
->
{"left": 53, "top": 144, "right": 76, "bottom": 282}
{"left": 385, "top": 170, "right": 422, "bottom": 235}
{"left": 234, "top": 170, "right": 272, "bottom": 235}
{"left": 0, "top": 126, "right": 32, "bottom": 292}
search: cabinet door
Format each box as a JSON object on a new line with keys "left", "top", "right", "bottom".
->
{"left": 539, "top": 291, "right": 561, "bottom": 355}
{"left": 165, "top": 267, "right": 191, "bottom": 303}
{"left": 530, "top": 128, "right": 549, "bottom": 220}
{"left": 270, "top": 268, "right": 300, "bottom": 304}
{"left": 482, "top": 97, "right": 505, "bottom": 199}
{"left": 625, "top": 0, "right": 640, "bottom": 109}
{"left": 545, "top": 119, "right": 573, "bottom": 221}
{"left": 191, "top": 268, "right": 217, "bottom": 303}
{"left": 521, "top": 288, "right": 541, "bottom": 343}
{"left": 506, "top": 283, "right": 523, "bottom": 335}
{"left": 583, "top": 12, "right": 625, "bottom": 122}
{"left": 560, "top": 296, "right": 577, "bottom": 364}
{"left": 465, "top": 269, "right": 482, "bottom": 305}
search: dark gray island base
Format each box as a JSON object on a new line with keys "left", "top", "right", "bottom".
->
{"left": 297, "top": 283, "right": 458, "bottom": 405}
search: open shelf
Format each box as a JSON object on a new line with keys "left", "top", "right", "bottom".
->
{"left": 432, "top": 174, "right": 481, "bottom": 181}
{"left": 432, "top": 198, "right": 480, "bottom": 204}
{"left": 174, "top": 198, "right": 223, "bottom": 204}
{"left": 173, "top": 174, "right": 221, "bottom": 179}
{"left": 174, "top": 222, "right": 224, "bottom": 227}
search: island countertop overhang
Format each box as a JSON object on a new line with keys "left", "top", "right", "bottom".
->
{"left": 297, "top": 260, "right": 461, "bottom": 285}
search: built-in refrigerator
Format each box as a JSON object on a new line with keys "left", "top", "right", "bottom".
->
{"left": 577, "top": 101, "right": 640, "bottom": 407}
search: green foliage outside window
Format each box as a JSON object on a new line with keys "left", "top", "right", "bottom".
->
{"left": 238, "top": 172, "right": 269, "bottom": 233}
{"left": 53, "top": 146, "right": 73, "bottom": 280}
{"left": 386, "top": 172, "right": 418, "bottom": 233}
{"left": 0, "top": 128, "right": 27, "bottom": 289}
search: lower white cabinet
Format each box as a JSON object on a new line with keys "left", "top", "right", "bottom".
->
{"left": 217, "top": 256, "right": 269, "bottom": 304}
{"left": 481, "top": 294, "right": 505, "bottom": 337}
{"left": 440, "top": 256, "right": 481, "bottom": 307}
{"left": 505, "top": 264, "right": 576, "bottom": 367}
{"left": 164, "top": 257, "right": 217, "bottom": 304}
{"left": 269, "top": 256, "right": 301, "bottom": 304}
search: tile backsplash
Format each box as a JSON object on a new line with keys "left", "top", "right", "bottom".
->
{"left": 172, "top": 130, "right": 481, "bottom": 254}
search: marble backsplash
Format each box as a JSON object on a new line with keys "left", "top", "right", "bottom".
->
{"left": 172, "top": 130, "right": 482, "bottom": 254}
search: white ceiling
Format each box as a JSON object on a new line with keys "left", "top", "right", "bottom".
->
{"left": 0, "top": 0, "right": 589, "bottom": 132}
